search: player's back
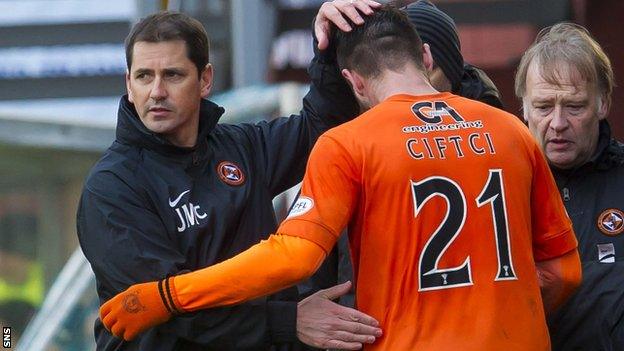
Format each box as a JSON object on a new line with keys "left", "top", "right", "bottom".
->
{"left": 326, "top": 92, "right": 571, "bottom": 350}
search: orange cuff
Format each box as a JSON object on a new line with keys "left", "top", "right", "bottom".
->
{"left": 160, "top": 276, "right": 186, "bottom": 314}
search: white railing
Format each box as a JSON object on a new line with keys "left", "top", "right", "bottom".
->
{"left": 17, "top": 248, "right": 95, "bottom": 351}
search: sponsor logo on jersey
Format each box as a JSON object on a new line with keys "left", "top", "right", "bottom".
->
{"left": 169, "top": 189, "right": 208, "bottom": 232}
{"left": 411, "top": 101, "right": 464, "bottom": 124}
{"left": 403, "top": 100, "right": 483, "bottom": 134}
{"left": 597, "top": 208, "right": 624, "bottom": 236}
{"left": 217, "top": 161, "right": 245, "bottom": 186}
{"left": 287, "top": 196, "right": 314, "bottom": 218}
{"left": 597, "top": 243, "right": 616, "bottom": 263}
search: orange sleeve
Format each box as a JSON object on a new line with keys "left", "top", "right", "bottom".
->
{"left": 170, "top": 235, "right": 326, "bottom": 312}
{"left": 279, "top": 134, "right": 360, "bottom": 253}
{"left": 169, "top": 132, "right": 359, "bottom": 312}
{"left": 530, "top": 143, "right": 578, "bottom": 261}
{"left": 536, "top": 248, "right": 582, "bottom": 314}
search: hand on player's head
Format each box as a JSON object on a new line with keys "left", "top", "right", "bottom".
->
{"left": 314, "top": 0, "right": 382, "bottom": 50}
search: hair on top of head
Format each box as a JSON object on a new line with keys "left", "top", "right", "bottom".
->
{"left": 125, "top": 11, "right": 210, "bottom": 77}
{"left": 515, "top": 22, "right": 614, "bottom": 104}
{"left": 334, "top": 4, "right": 424, "bottom": 79}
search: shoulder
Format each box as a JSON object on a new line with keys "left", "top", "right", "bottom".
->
{"left": 83, "top": 143, "right": 143, "bottom": 196}
{"left": 213, "top": 122, "right": 247, "bottom": 136}
{"left": 328, "top": 101, "right": 391, "bottom": 133}
{"left": 608, "top": 138, "right": 624, "bottom": 158}
{"left": 318, "top": 115, "right": 364, "bottom": 150}
{"left": 313, "top": 107, "right": 388, "bottom": 165}
{"left": 602, "top": 138, "right": 624, "bottom": 168}
{"left": 307, "top": 125, "right": 360, "bottom": 167}
{"left": 450, "top": 95, "right": 527, "bottom": 132}
{"left": 450, "top": 94, "right": 507, "bottom": 117}
{"left": 210, "top": 123, "right": 269, "bottom": 159}
{"left": 455, "top": 96, "right": 527, "bottom": 131}
{"left": 212, "top": 121, "right": 269, "bottom": 144}
{"left": 460, "top": 63, "right": 504, "bottom": 109}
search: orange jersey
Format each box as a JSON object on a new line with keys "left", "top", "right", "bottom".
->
{"left": 279, "top": 92, "right": 577, "bottom": 350}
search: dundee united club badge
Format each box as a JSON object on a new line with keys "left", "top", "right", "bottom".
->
{"left": 217, "top": 161, "right": 245, "bottom": 186}
{"left": 597, "top": 208, "right": 624, "bottom": 236}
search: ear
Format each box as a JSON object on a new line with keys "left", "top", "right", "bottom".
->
{"left": 422, "top": 43, "right": 434, "bottom": 72}
{"left": 521, "top": 99, "right": 530, "bottom": 123}
{"left": 125, "top": 70, "right": 134, "bottom": 103}
{"left": 200, "top": 64, "right": 214, "bottom": 98}
{"left": 597, "top": 94, "right": 609, "bottom": 120}
{"left": 341, "top": 68, "right": 366, "bottom": 98}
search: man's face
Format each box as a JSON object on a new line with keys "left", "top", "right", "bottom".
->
{"left": 126, "top": 40, "right": 212, "bottom": 147}
{"left": 523, "top": 60, "right": 607, "bottom": 170}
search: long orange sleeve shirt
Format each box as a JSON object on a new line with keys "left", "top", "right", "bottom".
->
{"left": 171, "top": 234, "right": 328, "bottom": 312}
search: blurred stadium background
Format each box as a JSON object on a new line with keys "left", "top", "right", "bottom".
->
{"left": 0, "top": 0, "right": 621, "bottom": 349}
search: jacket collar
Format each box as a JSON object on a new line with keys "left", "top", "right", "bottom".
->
{"left": 591, "top": 119, "right": 612, "bottom": 168}
{"left": 457, "top": 63, "right": 503, "bottom": 109}
{"left": 552, "top": 119, "right": 616, "bottom": 178}
{"left": 115, "top": 95, "right": 225, "bottom": 156}
{"left": 595, "top": 119, "right": 624, "bottom": 170}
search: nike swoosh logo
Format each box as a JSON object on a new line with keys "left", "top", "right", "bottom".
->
{"left": 599, "top": 254, "right": 616, "bottom": 262}
{"left": 168, "top": 190, "right": 190, "bottom": 207}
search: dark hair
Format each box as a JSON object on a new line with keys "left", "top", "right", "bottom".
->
{"left": 404, "top": 0, "right": 464, "bottom": 91}
{"left": 335, "top": 5, "right": 424, "bottom": 78}
{"left": 125, "top": 11, "right": 209, "bottom": 76}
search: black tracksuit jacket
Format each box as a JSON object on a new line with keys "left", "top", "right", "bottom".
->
{"left": 77, "top": 52, "right": 357, "bottom": 350}
{"left": 548, "top": 120, "right": 624, "bottom": 350}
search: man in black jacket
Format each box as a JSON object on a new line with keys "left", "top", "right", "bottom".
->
{"left": 515, "top": 22, "right": 624, "bottom": 350}
{"left": 77, "top": 4, "right": 382, "bottom": 351}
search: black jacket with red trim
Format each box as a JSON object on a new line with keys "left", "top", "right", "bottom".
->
{"left": 77, "top": 50, "right": 357, "bottom": 350}
{"left": 548, "top": 120, "right": 624, "bottom": 350}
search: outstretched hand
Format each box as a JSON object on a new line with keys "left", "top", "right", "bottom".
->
{"left": 100, "top": 280, "right": 173, "bottom": 341}
{"left": 314, "top": 0, "right": 382, "bottom": 50}
{"left": 297, "top": 281, "right": 382, "bottom": 350}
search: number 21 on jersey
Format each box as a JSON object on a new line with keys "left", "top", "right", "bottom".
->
{"left": 411, "top": 169, "right": 517, "bottom": 292}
